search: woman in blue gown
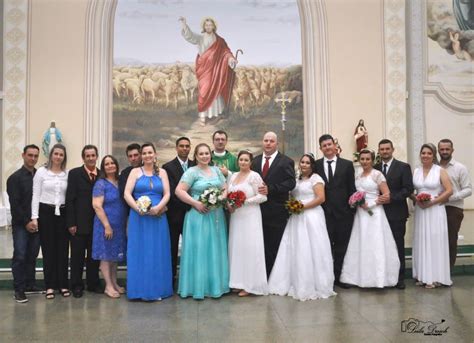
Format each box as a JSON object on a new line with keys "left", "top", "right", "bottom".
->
{"left": 175, "top": 143, "right": 229, "bottom": 299}
{"left": 124, "top": 142, "right": 173, "bottom": 301}
{"left": 92, "top": 155, "right": 127, "bottom": 298}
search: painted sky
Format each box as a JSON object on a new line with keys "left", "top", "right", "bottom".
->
{"left": 114, "top": 0, "right": 301, "bottom": 66}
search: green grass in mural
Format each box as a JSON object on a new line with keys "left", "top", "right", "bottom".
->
{"left": 113, "top": 100, "right": 304, "bottom": 167}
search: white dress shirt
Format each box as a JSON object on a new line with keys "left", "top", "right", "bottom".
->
{"left": 31, "top": 166, "right": 68, "bottom": 218}
{"left": 261, "top": 150, "right": 279, "bottom": 170}
{"left": 442, "top": 158, "right": 472, "bottom": 209}
{"left": 323, "top": 156, "right": 338, "bottom": 180}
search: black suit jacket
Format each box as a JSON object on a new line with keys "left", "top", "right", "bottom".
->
{"left": 375, "top": 159, "right": 413, "bottom": 221}
{"left": 251, "top": 152, "right": 296, "bottom": 205}
{"left": 163, "top": 158, "right": 196, "bottom": 213}
{"left": 7, "top": 166, "right": 35, "bottom": 227}
{"left": 315, "top": 157, "right": 356, "bottom": 218}
{"left": 118, "top": 166, "right": 134, "bottom": 200}
{"left": 66, "top": 166, "right": 99, "bottom": 235}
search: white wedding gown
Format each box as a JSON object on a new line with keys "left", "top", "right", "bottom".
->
{"left": 412, "top": 165, "right": 452, "bottom": 286}
{"left": 340, "top": 169, "right": 400, "bottom": 288}
{"left": 268, "top": 174, "right": 336, "bottom": 301}
{"left": 228, "top": 171, "right": 269, "bottom": 295}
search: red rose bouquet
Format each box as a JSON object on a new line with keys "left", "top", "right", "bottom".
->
{"left": 416, "top": 193, "right": 432, "bottom": 203}
{"left": 227, "top": 190, "right": 247, "bottom": 209}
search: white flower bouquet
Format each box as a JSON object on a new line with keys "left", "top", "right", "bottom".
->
{"left": 136, "top": 195, "right": 152, "bottom": 214}
{"left": 199, "top": 187, "right": 225, "bottom": 209}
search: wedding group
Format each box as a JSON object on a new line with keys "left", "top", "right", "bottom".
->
{"left": 7, "top": 130, "right": 471, "bottom": 304}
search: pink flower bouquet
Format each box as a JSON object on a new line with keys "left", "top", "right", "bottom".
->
{"left": 348, "top": 191, "right": 373, "bottom": 216}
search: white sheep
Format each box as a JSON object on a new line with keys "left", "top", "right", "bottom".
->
{"left": 180, "top": 67, "right": 198, "bottom": 105}
{"left": 141, "top": 78, "right": 165, "bottom": 104}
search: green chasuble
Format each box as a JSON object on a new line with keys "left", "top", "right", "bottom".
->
{"left": 212, "top": 151, "right": 239, "bottom": 172}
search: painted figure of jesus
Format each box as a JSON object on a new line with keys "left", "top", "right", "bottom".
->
{"left": 179, "top": 16, "right": 237, "bottom": 125}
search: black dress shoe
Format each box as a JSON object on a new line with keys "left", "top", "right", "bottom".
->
{"left": 87, "top": 286, "right": 105, "bottom": 294}
{"left": 25, "top": 285, "right": 45, "bottom": 294}
{"left": 72, "top": 288, "right": 83, "bottom": 298}
{"left": 395, "top": 281, "right": 406, "bottom": 290}
{"left": 335, "top": 281, "right": 352, "bottom": 289}
{"left": 14, "top": 291, "right": 28, "bottom": 303}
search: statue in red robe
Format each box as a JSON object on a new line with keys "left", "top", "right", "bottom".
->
{"left": 354, "top": 119, "right": 368, "bottom": 152}
{"left": 180, "top": 17, "right": 237, "bottom": 125}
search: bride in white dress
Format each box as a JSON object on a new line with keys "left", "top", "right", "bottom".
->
{"left": 227, "top": 151, "right": 268, "bottom": 296}
{"left": 340, "top": 149, "right": 400, "bottom": 288}
{"left": 412, "top": 143, "right": 453, "bottom": 289}
{"left": 269, "top": 154, "right": 336, "bottom": 301}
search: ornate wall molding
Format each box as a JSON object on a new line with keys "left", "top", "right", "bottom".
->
{"left": 407, "top": 0, "right": 426, "bottom": 165}
{"left": 423, "top": 87, "right": 474, "bottom": 115}
{"left": 298, "top": 0, "right": 331, "bottom": 154}
{"left": 2, "top": 0, "right": 29, "bottom": 186}
{"left": 84, "top": 0, "right": 330, "bottom": 158}
{"left": 84, "top": 0, "right": 117, "bottom": 158}
{"left": 383, "top": 0, "right": 408, "bottom": 162}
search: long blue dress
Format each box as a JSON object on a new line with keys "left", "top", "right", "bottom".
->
{"left": 178, "top": 166, "right": 229, "bottom": 299}
{"left": 127, "top": 171, "right": 173, "bottom": 300}
{"left": 92, "top": 179, "right": 127, "bottom": 262}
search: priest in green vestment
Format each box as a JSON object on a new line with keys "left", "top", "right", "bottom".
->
{"left": 211, "top": 130, "right": 239, "bottom": 177}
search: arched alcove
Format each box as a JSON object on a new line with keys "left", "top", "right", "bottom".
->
{"left": 83, "top": 0, "right": 331, "bottom": 157}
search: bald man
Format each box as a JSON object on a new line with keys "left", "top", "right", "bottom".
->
{"left": 252, "top": 132, "right": 296, "bottom": 277}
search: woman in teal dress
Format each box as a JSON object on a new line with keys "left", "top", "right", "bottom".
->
{"left": 175, "top": 143, "right": 229, "bottom": 299}
{"left": 124, "top": 143, "right": 173, "bottom": 301}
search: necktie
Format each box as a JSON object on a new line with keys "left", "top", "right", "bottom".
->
{"left": 262, "top": 156, "right": 271, "bottom": 178}
{"left": 182, "top": 163, "right": 188, "bottom": 172}
{"left": 327, "top": 160, "right": 334, "bottom": 183}
{"left": 90, "top": 172, "right": 96, "bottom": 182}
{"left": 383, "top": 163, "right": 388, "bottom": 176}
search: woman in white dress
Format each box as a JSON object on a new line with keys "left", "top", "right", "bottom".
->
{"left": 228, "top": 151, "right": 268, "bottom": 297}
{"left": 412, "top": 143, "right": 453, "bottom": 289}
{"left": 340, "top": 149, "right": 400, "bottom": 288}
{"left": 269, "top": 153, "right": 336, "bottom": 301}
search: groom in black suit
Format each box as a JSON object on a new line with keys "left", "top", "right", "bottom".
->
{"left": 375, "top": 139, "right": 413, "bottom": 289}
{"left": 162, "top": 137, "right": 195, "bottom": 282}
{"left": 66, "top": 145, "right": 101, "bottom": 298}
{"left": 314, "top": 134, "right": 356, "bottom": 288}
{"left": 252, "top": 132, "right": 296, "bottom": 278}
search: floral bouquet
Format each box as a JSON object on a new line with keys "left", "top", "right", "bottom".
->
{"left": 136, "top": 195, "right": 152, "bottom": 214}
{"left": 285, "top": 197, "right": 304, "bottom": 215}
{"left": 416, "top": 193, "right": 432, "bottom": 203}
{"left": 199, "top": 187, "right": 225, "bottom": 209}
{"left": 348, "top": 191, "right": 373, "bottom": 216}
{"left": 227, "top": 190, "right": 247, "bottom": 210}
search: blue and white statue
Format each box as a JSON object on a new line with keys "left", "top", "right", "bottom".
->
{"left": 42, "top": 121, "right": 63, "bottom": 156}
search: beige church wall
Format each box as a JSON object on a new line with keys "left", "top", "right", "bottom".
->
{"left": 424, "top": 97, "right": 474, "bottom": 210}
{"left": 27, "top": 0, "right": 88, "bottom": 167}
{"left": 6, "top": 0, "right": 406, "bottom": 171}
{"left": 3, "top": 0, "right": 409, "bottom": 179}
{"left": 325, "top": 0, "right": 386, "bottom": 160}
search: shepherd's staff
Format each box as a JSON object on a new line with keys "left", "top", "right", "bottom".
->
{"left": 224, "top": 49, "right": 243, "bottom": 115}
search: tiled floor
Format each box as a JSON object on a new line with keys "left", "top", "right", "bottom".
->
{"left": 0, "top": 276, "right": 472, "bottom": 342}
{"left": 1, "top": 209, "right": 473, "bottom": 258}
